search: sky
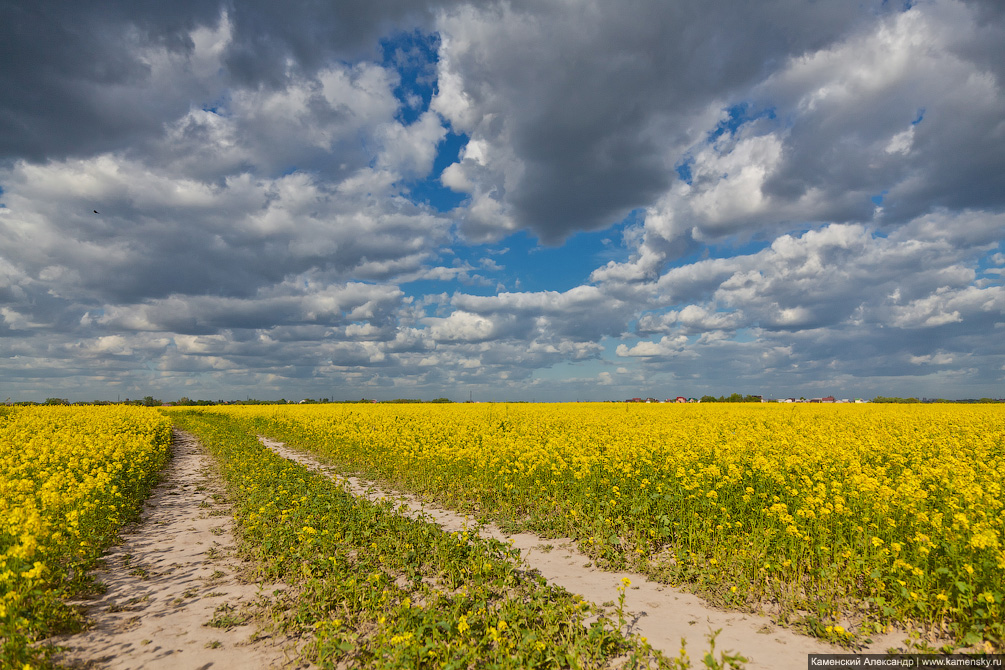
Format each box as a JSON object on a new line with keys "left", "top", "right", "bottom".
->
{"left": 1, "top": 0, "right": 1004, "bottom": 402}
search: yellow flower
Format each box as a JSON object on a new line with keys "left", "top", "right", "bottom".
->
{"left": 190, "top": 398, "right": 1005, "bottom": 644}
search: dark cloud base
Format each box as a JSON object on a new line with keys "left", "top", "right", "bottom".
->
{"left": 0, "top": 0, "right": 1002, "bottom": 401}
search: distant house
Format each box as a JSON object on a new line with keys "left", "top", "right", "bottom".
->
{"left": 822, "top": 396, "right": 836, "bottom": 403}
{"left": 675, "top": 396, "right": 687, "bottom": 403}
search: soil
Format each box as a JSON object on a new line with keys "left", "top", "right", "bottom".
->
{"left": 49, "top": 430, "right": 309, "bottom": 670}
{"left": 43, "top": 428, "right": 915, "bottom": 670}
{"left": 261, "top": 436, "right": 915, "bottom": 670}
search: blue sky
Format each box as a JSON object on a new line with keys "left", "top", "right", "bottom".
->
{"left": 0, "top": 0, "right": 1003, "bottom": 402}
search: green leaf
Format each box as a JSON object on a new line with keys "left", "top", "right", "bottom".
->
{"left": 961, "top": 630, "right": 983, "bottom": 646}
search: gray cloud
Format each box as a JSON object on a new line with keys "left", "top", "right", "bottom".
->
{"left": 0, "top": 1, "right": 219, "bottom": 162}
{"left": 611, "top": 213, "right": 1004, "bottom": 397}
{"left": 1, "top": 0, "right": 1002, "bottom": 402}
{"left": 576, "top": 0, "right": 1005, "bottom": 291}
{"left": 449, "top": 286, "right": 631, "bottom": 341}
{"left": 0, "top": 0, "right": 463, "bottom": 164}
{"left": 89, "top": 282, "right": 404, "bottom": 335}
{"left": 757, "top": 1, "right": 1005, "bottom": 226}
{"left": 431, "top": 0, "right": 892, "bottom": 243}
{"left": 1, "top": 151, "right": 452, "bottom": 305}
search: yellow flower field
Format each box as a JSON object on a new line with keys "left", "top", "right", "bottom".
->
{"left": 172, "top": 412, "right": 677, "bottom": 668}
{"left": 203, "top": 402, "right": 1004, "bottom": 649}
{"left": 0, "top": 405, "right": 172, "bottom": 666}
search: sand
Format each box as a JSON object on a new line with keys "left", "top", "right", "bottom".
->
{"left": 50, "top": 430, "right": 308, "bottom": 670}
{"left": 43, "top": 428, "right": 913, "bottom": 670}
{"left": 261, "top": 436, "right": 915, "bottom": 670}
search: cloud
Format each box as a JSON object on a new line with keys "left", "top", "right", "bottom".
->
{"left": 90, "top": 282, "right": 404, "bottom": 334}
{"left": 451, "top": 286, "right": 623, "bottom": 335}
{"left": 1, "top": 0, "right": 1002, "bottom": 401}
{"left": 589, "top": 0, "right": 1005, "bottom": 290}
{"left": 424, "top": 310, "right": 507, "bottom": 343}
{"left": 603, "top": 212, "right": 1004, "bottom": 396}
{"left": 0, "top": 1, "right": 466, "bottom": 163}
{"left": 754, "top": 1, "right": 1005, "bottom": 225}
{"left": 637, "top": 305, "right": 743, "bottom": 335}
{"left": 421, "top": 285, "right": 632, "bottom": 351}
{"left": 668, "top": 216, "right": 1002, "bottom": 332}
{"left": 0, "top": 148, "right": 452, "bottom": 305}
{"left": 430, "top": 0, "right": 895, "bottom": 244}
{"left": 616, "top": 336, "right": 689, "bottom": 358}
{"left": 909, "top": 352, "right": 956, "bottom": 366}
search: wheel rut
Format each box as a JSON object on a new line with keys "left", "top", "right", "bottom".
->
{"left": 259, "top": 436, "right": 912, "bottom": 670}
{"left": 50, "top": 430, "right": 308, "bottom": 670}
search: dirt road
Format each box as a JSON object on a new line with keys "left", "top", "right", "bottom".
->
{"left": 51, "top": 430, "right": 307, "bottom": 670}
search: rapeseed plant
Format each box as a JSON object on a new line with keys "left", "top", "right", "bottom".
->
{"left": 0, "top": 405, "right": 171, "bottom": 666}
{"left": 173, "top": 410, "right": 676, "bottom": 668}
{"left": 186, "top": 402, "right": 1004, "bottom": 650}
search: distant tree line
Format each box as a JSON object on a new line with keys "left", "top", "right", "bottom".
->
{"left": 12, "top": 396, "right": 165, "bottom": 407}
{"left": 699, "top": 394, "right": 763, "bottom": 403}
{"left": 170, "top": 397, "right": 456, "bottom": 405}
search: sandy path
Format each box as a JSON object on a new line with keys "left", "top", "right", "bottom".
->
{"left": 261, "top": 436, "right": 911, "bottom": 670}
{"left": 51, "top": 430, "right": 307, "bottom": 670}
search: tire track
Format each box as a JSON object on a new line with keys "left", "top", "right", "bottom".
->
{"left": 259, "top": 435, "right": 914, "bottom": 670}
{"left": 50, "top": 430, "right": 308, "bottom": 670}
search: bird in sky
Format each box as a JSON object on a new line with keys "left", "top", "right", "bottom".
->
{"left": 93, "top": 210, "right": 99, "bottom": 214}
